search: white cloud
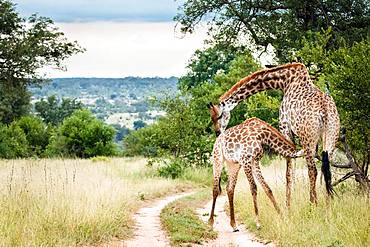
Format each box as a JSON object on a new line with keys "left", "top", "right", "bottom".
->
{"left": 40, "top": 22, "right": 208, "bottom": 78}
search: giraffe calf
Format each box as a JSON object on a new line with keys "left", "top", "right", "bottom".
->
{"left": 208, "top": 104, "right": 303, "bottom": 230}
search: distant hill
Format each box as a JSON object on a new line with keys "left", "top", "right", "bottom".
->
{"left": 30, "top": 77, "right": 178, "bottom": 128}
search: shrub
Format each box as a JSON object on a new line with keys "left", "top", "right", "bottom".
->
{"left": 46, "top": 109, "right": 117, "bottom": 158}
{"left": 14, "top": 116, "right": 50, "bottom": 156}
{"left": 157, "top": 159, "right": 186, "bottom": 179}
{"left": 0, "top": 123, "right": 29, "bottom": 158}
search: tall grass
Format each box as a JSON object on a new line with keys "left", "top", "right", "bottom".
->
{"left": 0, "top": 158, "right": 191, "bottom": 246}
{"left": 233, "top": 158, "right": 370, "bottom": 247}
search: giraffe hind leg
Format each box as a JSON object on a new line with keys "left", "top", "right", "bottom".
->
{"left": 253, "top": 163, "right": 281, "bottom": 214}
{"left": 226, "top": 161, "right": 241, "bottom": 232}
{"left": 208, "top": 149, "right": 223, "bottom": 227}
{"left": 243, "top": 165, "right": 260, "bottom": 229}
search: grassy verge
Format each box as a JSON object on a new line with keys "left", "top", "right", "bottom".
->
{"left": 0, "top": 157, "right": 193, "bottom": 246}
{"left": 233, "top": 158, "right": 370, "bottom": 247}
{"left": 160, "top": 190, "right": 217, "bottom": 246}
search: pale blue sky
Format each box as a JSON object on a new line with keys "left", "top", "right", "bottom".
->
{"left": 13, "top": 0, "right": 181, "bottom": 22}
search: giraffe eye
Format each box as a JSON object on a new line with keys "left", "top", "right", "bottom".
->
{"left": 217, "top": 112, "right": 224, "bottom": 120}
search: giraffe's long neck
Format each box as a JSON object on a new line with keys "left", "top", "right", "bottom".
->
{"left": 263, "top": 124, "right": 297, "bottom": 158}
{"left": 219, "top": 63, "right": 309, "bottom": 111}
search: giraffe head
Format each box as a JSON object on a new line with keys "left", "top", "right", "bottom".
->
{"left": 207, "top": 102, "right": 230, "bottom": 136}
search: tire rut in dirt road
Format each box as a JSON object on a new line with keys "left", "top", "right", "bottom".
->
{"left": 123, "top": 192, "right": 194, "bottom": 247}
{"left": 196, "top": 196, "right": 275, "bottom": 247}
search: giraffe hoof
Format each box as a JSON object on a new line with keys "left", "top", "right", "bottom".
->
{"left": 233, "top": 228, "right": 239, "bottom": 232}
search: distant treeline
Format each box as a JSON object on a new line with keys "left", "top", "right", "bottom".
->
{"left": 30, "top": 77, "right": 179, "bottom": 99}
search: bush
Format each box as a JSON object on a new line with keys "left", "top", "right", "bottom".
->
{"left": 14, "top": 116, "right": 50, "bottom": 156}
{"left": 157, "top": 159, "right": 185, "bottom": 179}
{"left": 0, "top": 123, "right": 29, "bottom": 158}
{"left": 46, "top": 109, "right": 117, "bottom": 158}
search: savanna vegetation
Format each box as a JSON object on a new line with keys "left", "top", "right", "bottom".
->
{"left": 0, "top": 157, "right": 198, "bottom": 246}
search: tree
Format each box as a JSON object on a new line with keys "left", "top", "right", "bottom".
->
{"left": 0, "top": 0, "right": 83, "bottom": 124}
{"left": 34, "top": 95, "right": 83, "bottom": 125}
{"left": 175, "top": 0, "right": 370, "bottom": 60}
{"left": 46, "top": 109, "right": 117, "bottom": 158}
{"left": 179, "top": 43, "right": 249, "bottom": 90}
{"left": 133, "top": 120, "right": 147, "bottom": 130}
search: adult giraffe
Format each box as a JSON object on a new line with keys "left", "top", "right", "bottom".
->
{"left": 212, "top": 62, "right": 340, "bottom": 205}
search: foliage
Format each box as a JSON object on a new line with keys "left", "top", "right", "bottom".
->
{"left": 157, "top": 159, "right": 186, "bottom": 179}
{"left": 179, "top": 43, "right": 249, "bottom": 90}
{"left": 46, "top": 109, "right": 117, "bottom": 158}
{"left": 297, "top": 32, "right": 370, "bottom": 172}
{"left": 133, "top": 120, "right": 146, "bottom": 130}
{"left": 0, "top": 0, "right": 83, "bottom": 124}
{"left": 34, "top": 95, "right": 83, "bottom": 126}
{"left": 14, "top": 116, "right": 50, "bottom": 156}
{"left": 175, "top": 0, "right": 370, "bottom": 60}
{"left": 0, "top": 122, "right": 29, "bottom": 158}
{"left": 110, "top": 124, "right": 130, "bottom": 142}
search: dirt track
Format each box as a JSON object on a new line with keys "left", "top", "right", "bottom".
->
{"left": 197, "top": 195, "right": 275, "bottom": 247}
{"left": 123, "top": 192, "right": 193, "bottom": 247}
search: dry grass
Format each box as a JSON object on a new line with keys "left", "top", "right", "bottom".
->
{"left": 0, "top": 157, "right": 191, "bottom": 246}
{"left": 232, "top": 157, "right": 370, "bottom": 247}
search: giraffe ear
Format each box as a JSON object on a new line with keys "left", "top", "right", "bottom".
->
{"left": 207, "top": 102, "right": 213, "bottom": 109}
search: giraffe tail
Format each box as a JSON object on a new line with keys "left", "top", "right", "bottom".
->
{"left": 322, "top": 151, "right": 335, "bottom": 197}
{"left": 321, "top": 95, "right": 340, "bottom": 197}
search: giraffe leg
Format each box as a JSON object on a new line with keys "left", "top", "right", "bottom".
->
{"left": 208, "top": 143, "right": 223, "bottom": 227}
{"left": 305, "top": 149, "right": 318, "bottom": 205}
{"left": 226, "top": 161, "right": 241, "bottom": 232}
{"left": 243, "top": 165, "right": 260, "bottom": 229}
{"left": 253, "top": 162, "right": 281, "bottom": 214}
{"left": 286, "top": 158, "right": 293, "bottom": 208}
{"left": 279, "top": 120, "right": 294, "bottom": 208}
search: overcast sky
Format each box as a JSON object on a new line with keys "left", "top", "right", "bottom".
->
{"left": 13, "top": 0, "right": 181, "bottom": 22}
{"left": 12, "top": 0, "right": 208, "bottom": 78}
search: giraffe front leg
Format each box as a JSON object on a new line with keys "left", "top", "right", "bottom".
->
{"left": 244, "top": 165, "right": 260, "bottom": 229}
{"left": 226, "top": 161, "right": 241, "bottom": 232}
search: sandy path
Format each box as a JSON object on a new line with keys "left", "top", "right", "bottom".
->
{"left": 122, "top": 192, "right": 193, "bottom": 247}
{"left": 197, "top": 196, "right": 274, "bottom": 247}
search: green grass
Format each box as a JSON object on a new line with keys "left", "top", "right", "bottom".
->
{"left": 160, "top": 190, "right": 217, "bottom": 246}
{"left": 233, "top": 158, "right": 370, "bottom": 247}
{"left": 0, "top": 158, "right": 193, "bottom": 246}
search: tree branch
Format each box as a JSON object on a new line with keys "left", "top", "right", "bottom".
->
{"left": 332, "top": 163, "right": 352, "bottom": 169}
{"left": 332, "top": 171, "right": 356, "bottom": 187}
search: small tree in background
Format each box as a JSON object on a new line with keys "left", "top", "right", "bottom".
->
{"left": 46, "top": 109, "right": 117, "bottom": 158}
{"left": 35, "top": 95, "right": 83, "bottom": 126}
